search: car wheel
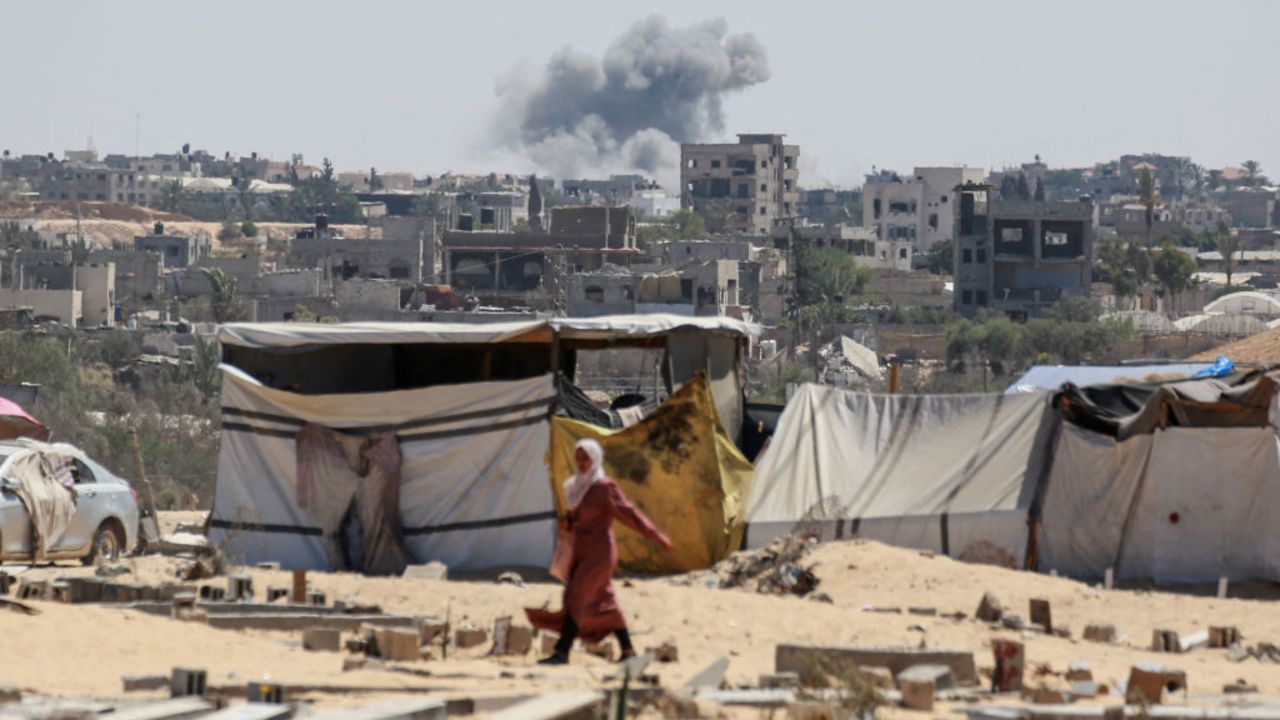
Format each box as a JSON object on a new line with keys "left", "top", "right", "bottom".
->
{"left": 82, "top": 522, "right": 123, "bottom": 566}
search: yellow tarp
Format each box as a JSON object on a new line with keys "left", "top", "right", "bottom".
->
{"left": 548, "top": 372, "right": 754, "bottom": 574}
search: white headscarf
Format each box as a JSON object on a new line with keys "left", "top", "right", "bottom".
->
{"left": 564, "top": 438, "right": 605, "bottom": 511}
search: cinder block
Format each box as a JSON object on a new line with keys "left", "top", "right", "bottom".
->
{"left": 227, "top": 575, "right": 253, "bottom": 602}
{"left": 897, "top": 664, "right": 954, "bottom": 691}
{"left": 247, "top": 682, "right": 285, "bottom": 704}
{"left": 455, "top": 627, "right": 487, "bottom": 649}
{"left": 170, "top": 667, "right": 207, "bottom": 698}
{"left": 419, "top": 621, "right": 448, "bottom": 646}
{"left": 1125, "top": 663, "right": 1166, "bottom": 705}
{"left": 303, "top": 628, "right": 342, "bottom": 652}
{"left": 375, "top": 628, "right": 422, "bottom": 661}
{"left": 1029, "top": 598, "right": 1052, "bottom": 634}
{"left": 899, "top": 679, "right": 934, "bottom": 711}
{"left": 1210, "top": 626, "right": 1241, "bottom": 648}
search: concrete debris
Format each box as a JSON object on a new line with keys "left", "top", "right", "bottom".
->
{"left": 1224, "top": 679, "right": 1258, "bottom": 694}
{"left": 302, "top": 628, "right": 342, "bottom": 652}
{"left": 777, "top": 644, "right": 978, "bottom": 687}
{"left": 496, "top": 572, "right": 524, "bottom": 587}
{"left": 975, "top": 592, "right": 1003, "bottom": 623}
{"left": 1001, "top": 615, "right": 1025, "bottom": 631}
{"left": 1081, "top": 624, "right": 1115, "bottom": 643}
{"left": 898, "top": 664, "right": 955, "bottom": 691}
{"left": 688, "top": 534, "right": 821, "bottom": 597}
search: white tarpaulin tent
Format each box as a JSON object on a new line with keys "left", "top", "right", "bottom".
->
{"left": 747, "top": 384, "right": 1056, "bottom": 566}
{"left": 209, "top": 366, "right": 558, "bottom": 572}
{"left": 1038, "top": 423, "right": 1280, "bottom": 583}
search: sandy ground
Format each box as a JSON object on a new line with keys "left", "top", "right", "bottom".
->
{"left": 6, "top": 527, "right": 1280, "bottom": 717}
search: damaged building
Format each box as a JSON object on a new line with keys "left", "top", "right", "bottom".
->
{"left": 681, "top": 134, "right": 800, "bottom": 235}
{"left": 567, "top": 259, "right": 740, "bottom": 318}
{"left": 862, "top": 166, "right": 985, "bottom": 253}
{"left": 953, "top": 183, "right": 1096, "bottom": 318}
{"left": 285, "top": 214, "right": 432, "bottom": 283}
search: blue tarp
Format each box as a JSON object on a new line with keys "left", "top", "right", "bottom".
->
{"left": 1192, "top": 355, "right": 1236, "bottom": 378}
{"left": 1004, "top": 364, "right": 1213, "bottom": 394}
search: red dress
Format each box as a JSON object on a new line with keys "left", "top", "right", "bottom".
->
{"left": 527, "top": 477, "right": 669, "bottom": 643}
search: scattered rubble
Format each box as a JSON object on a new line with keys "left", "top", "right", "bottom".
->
{"left": 676, "top": 533, "right": 822, "bottom": 597}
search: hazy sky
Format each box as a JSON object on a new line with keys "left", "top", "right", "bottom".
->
{"left": 3, "top": 0, "right": 1277, "bottom": 188}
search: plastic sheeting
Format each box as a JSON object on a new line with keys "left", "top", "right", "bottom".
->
{"left": 218, "top": 314, "right": 760, "bottom": 349}
{"left": 1038, "top": 424, "right": 1280, "bottom": 583}
{"left": 0, "top": 444, "right": 80, "bottom": 560}
{"left": 548, "top": 373, "right": 755, "bottom": 574}
{"left": 746, "top": 385, "right": 1056, "bottom": 566}
{"left": 1005, "top": 365, "right": 1211, "bottom": 394}
{"left": 209, "top": 366, "right": 558, "bottom": 572}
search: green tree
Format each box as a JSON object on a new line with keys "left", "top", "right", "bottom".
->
{"left": 698, "top": 198, "right": 740, "bottom": 234}
{"left": 240, "top": 221, "right": 258, "bottom": 238}
{"left": 1152, "top": 242, "right": 1197, "bottom": 313}
{"left": 156, "top": 180, "right": 188, "bottom": 214}
{"left": 200, "top": 267, "right": 243, "bottom": 323}
{"left": 1139, "top": 168, "right": 1158, "bottom": 246}
{"left": 217, "top": 221, "right": 239, "bottom": 243}
{"left": 1095, "top": 237, "right": 1151, "bottom": 309}
{"left": 1241, "top": 159, "right": 1264, "bottom": 187}
{"left": 1213, "top": 221, "right": 1241, "bottom": 288}
{"left": 926, "top": 239, "right": 953, "bottom": 275}
{"left": 800, "top": 247, "right": 872, "bottom": 303}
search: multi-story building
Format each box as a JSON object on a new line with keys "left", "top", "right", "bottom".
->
{"left": 953, "top": 183, "right": 1096, "bottom": 318}
{"left": 680, "top": 133, "right": 799, "bottom": 235}
{"left": 134, "top": 226, "right": 212, "bottom": 268}
{"left": 42, "top": 165, "right": 169, "bottom": 205}
{"left": 862, "top": 166, "right": 985, "bottom": 254}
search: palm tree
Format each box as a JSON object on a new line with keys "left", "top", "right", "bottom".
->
{"left": 1214, "top": 221, "right": 1241, "bottom": 288}
{"left": 200, "top": 267, "right": 242, "bottom": 324}
{"left": 1241, "top": 160, "right": 1264, "bottom": 187}
{"left": 1139, "top": 168, "right": 1158, "bottom": 247}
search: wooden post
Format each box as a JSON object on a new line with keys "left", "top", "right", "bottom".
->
{"left": 128, "top": 427, "right": 161, "bottom": 542}
{"left": 291, "top": 570, "right": 307, "bottom": 604}
{"left": 889, "top": 361, "right": 901, "bottom": 394}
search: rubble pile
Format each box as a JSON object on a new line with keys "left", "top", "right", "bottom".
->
{"left": 676, "top": 534, "right": 822, "bottom": 596}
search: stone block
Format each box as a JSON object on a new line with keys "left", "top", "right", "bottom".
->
{"left": 1152, "top": 629, "right": 1180, "bottom": 653}
{"left": 899, "top": 679, "right": 934, "bottom": 711}
{"left": 455, "top": 627, "right": 487, "bottom": 649}
{"left": 374, "top": 628, "right": 422, "bottom": 661}
{"left": 402, "top": 562, "right": 448, "bottom": 581}
{"left": 170, "top": 667, "right": 207, "bottom": 698}
{"left": 303, "top": 628, "right": 342, "bottom": 652}
{"left": 227, "top": 575, "right": 253, "bottom": 602}
{"left": 897, "top": 664, "right": 954, "bottom": 691}
{"left": 1209, "top": 626, "right": 1241, "bottom": 648}
{"left": 1029, "top": 598, "right": 1052, "bottom": 634}
{"left": 975, "top": 592, "right": 1003, "bottom": 623}
{"left": 1124, "top": 663, "right": 1165, "bottom": 705}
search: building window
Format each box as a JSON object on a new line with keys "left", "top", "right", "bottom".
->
{"left": 711, "top": 160, "right": 721, "bottom": 168}
{"left": 687, "top": 159, "right": 695, "bottom": 168}
{"left": 962, "top": 248, "right": 973, "bottom": 264}
{"left": 760, "top": 160, "right": 767, "bottom": 169}
{"left": 929, "top": 213, "right": 939, "bottom": 230}
{"left": 899, "top": 248, "right": 908, "bottom": 259}
{"left": 976, "top": 248, "right": 987, "bottom": 263}
{"left": 962, "top": 289, "right": 973, "bottom": 304}
{"left": 976, "top": 290, "right": 988, "bottom": 306}
{"left": 760, "top": 184, "right": 767, "bottom": 192}
{"left": 759, "top": 207, "right": 767, "bottom": 215}
{"left": 784, "top": 180, "right": 792, "bottom": 191}
{"left": 584, "top": 286, "right": 605, "bottom": 303}
{"left": 941, "top": 195, "right": 948, "bottom": 203}
{"left": 1044, "top": 232, "right": 1069, "bottom": 246}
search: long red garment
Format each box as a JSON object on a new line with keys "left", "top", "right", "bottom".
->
{"left": 527, "top": 477, "right": 669, "bottom": 644}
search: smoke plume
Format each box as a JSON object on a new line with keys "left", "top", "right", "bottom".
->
{"left": 494, "top": 16, "right": 770, "bottom": 180}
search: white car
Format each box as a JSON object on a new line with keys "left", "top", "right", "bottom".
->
{"left": 0, "top": 441, "right": 140, "bottom": 564}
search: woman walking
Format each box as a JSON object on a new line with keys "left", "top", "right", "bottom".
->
{"left": 528, "top": 438, "right": 672, "bottom": 664}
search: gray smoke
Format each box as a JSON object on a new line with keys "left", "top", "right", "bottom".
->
{"left": 495, "top": 16, "right": 770, "bottom": 180}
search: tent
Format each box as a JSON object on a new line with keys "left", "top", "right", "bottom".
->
{"left": 548, "top": 373, "right": 754, "bottom": 574}
{"left": 747, "top": 385, "right": 1057, "bottom": 567}
{"left": 0, "top": 398, "right": 49, "bottom": 442}
{"left": 209, "top": 314, "right": 761, "bottom": 574}
{"left": 209, "top": 366, "right": 558, "bottom": 573}
{"left": 749, "top": 371, "right": 1280, "bottom": 584}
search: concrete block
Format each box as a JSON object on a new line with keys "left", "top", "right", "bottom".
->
{"left": 303, "top": 628, "right": 342, "bottom": 652}
{"left": 373, "top": 628, "right": 422, "bottom": 661}
{"left": 1152, "top": 629, "right": 1179, "bottom": 652}
{"left": 419, "top": 620, "right": 447, "bottom": 647}
{"left": 1178, "top": 629, "right": 1209, "bottom": 653}
{"left": 402, "top": 562, "right": 448, "bottom": 581}
{"left": 856, "top": 666, "right": 895, "bottom": 689}
{"left": 0, "top": 572, "right": 12, "bottom": 595}
{"left": 505, "top": 625, "right": 533, "bottom": 655}
{"left": 487, "top": 692, "right": 603, "bottom": 720}
{"left": 306, "top": 590, "right": 326, "bottom": 607}
{"left": 199, "top": 585, "right": 225, "bottom": 602}
{"left": 123, "top": 675, "right": 168, "bottom": 692}
{"left": 1029, "top": 598, "right": 1052, "bottom": 634}
{"left": 975, "top": 592, "right": 1003, "bottom": 622}
{"left": 1124, "top": 663, "right": 1165, "bottom": 705}
{"left": 991, "top": 639, "right": 1024, "bottom": 693}
{"left": 899, "top": 678, "right": 934, "bottom": 711}
{"left": 1082, "top": 624, "right": 1115, "bottom": 643}
{"left": 897, "top": 664, "right": 954, "bottom": 691}
{"left": 1071, "top": 681, "right": 1098, "bottom": 698}
{"left": 170, "top": 667, "right": 207, "bottom": 698}
{"left": 227, "top": 575, "right": 253, "bottom": 602}
{"left": 455, "top": 627, "right": 487, "bottom": 649}
{"left": 776, "top": 644, "right": 977, "bottom": 686}
{"left": 246, "top": 682, "right": 285, "bottom": 704}
{"left": 1210, "top": 626, "right": 1241, "bottom": 648}
{"left": 64, "top": 577, "right": 104, "bottom": 603}
{"left": 266, "top": 588, "right": 289, "bottom": 603}
{"left": 1029, "top": 686, "right": 1071, "bottom": 704}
